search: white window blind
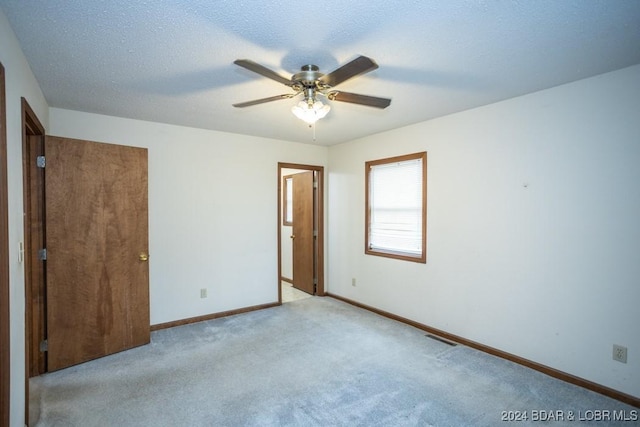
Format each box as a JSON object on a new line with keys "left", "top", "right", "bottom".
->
{"left": 368, "top": 157, "right": 423, "bottom": 256}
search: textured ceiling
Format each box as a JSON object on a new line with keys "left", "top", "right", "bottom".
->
{"left": 2, "top": 0, "right": 640, "bottom": 145}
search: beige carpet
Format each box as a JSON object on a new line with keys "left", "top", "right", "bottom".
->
{"left": 30, "top": 297, "right": 637, "bottom": 426}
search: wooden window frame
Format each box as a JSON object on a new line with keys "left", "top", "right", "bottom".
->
{"left": 365, "top": 152, "right": 427, "bottom": 263}
{"left": 282, "top": 174, "right": 294, "bottom": 226}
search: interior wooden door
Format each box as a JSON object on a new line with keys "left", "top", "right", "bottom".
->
{"left": 292, "top": 171, "right": 315, "bottom": 295}
{"left": 44, "top": 136, "right": 150, "bottom": 371}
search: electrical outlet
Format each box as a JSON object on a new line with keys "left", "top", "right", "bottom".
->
{"left": 351, "top": 278, "right": 356, "bottom": 287}
{"left": 200, "top": 288, "right": 207, "bottom": 299}
{"left": 612, "top": 344, "right": 627, "bottom": 363}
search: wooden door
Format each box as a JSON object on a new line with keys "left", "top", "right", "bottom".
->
{"left": 292, "top": 171, "right": 315, "bottom": 295}
{"left": 44, "top": 136, "right": 150, "bottom": 371}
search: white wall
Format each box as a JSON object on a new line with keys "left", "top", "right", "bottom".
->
{"left": 3, "top": 6, "right": 639, "bottom": 423}
{"left": 327, "top": 64, "right": 640, "bottom": 398}
{"left": 49, "top": 109, "right": 328, "bottom": 325}
{"left": 1, "top": 9, "right": 50, "bottom": 427}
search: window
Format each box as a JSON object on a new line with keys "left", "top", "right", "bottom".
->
{"left": 365, "top": 152, "right": 426, "bottom": 263}
{"left": 283, "top": 175, "right": 293, "bottom": 225}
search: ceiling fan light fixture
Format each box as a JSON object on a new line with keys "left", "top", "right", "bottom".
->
{"left": 291, "top": 100, "right": 330, "bottom": 125}
{"left": 233, "top": 56, "right": 390, "bottom": 129}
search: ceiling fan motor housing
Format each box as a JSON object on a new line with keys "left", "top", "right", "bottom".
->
{"left": 292, "top": 65, "right": 327, "bottom": 105}
{"left": 292, "top": 64, "right": 324, "bottom": 87}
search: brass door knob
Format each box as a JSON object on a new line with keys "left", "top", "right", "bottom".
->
{"left": 290, "top": 235, "right": 295, "bottom": 239}
{"left": 139, "top": 252, "right": 149, "bottom": 262}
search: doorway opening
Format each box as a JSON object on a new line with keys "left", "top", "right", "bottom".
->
{"left": 22, "top": 126, "right": 151, "bottom": 424}
{"left": 277, "top": 163, "right": 324, "bottom": 303}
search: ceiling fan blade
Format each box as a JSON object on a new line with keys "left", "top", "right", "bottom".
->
{"left": 233, "top": 94, "right": 295, "bottom": 108}
{"left": 319, "top": 56, "right": 379, "bottom": 88}
{"left": 327, "top": 91, "right": 391, "bottom": 109}
{"left": 234, "top": 59, "right": 293, "bottom": 86}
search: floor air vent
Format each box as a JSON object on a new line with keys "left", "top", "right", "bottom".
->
{"left": 425, "top": 334, "right": 457, "bottom": 346}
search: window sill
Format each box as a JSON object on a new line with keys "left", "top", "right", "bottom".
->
{"left": 365, "top": 247, "right": 426, "bottom": 264}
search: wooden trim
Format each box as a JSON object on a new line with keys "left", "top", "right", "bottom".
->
{"left": 150, "top": 302, "right": 280, "bottom": 331}
{"left": 277, "top": 167, "right": 283, "bottom": 303}
{"left": 24, "top": 135, "right": 46, "bottom": 377}
{"left": 21, "top": 98, "right": 44, "bottom": 135}
{"left": 315, "top": 167, "right": 325, "bottom": 296}
{"left": 280, "top": 277, "right": 294, "bottom": 285}
{"left": 21, "top": 98, "right": 46, "bottom": 426}
{"left": 365, "top": 151, "right": 427, "bottom": 264}
{"left": 327, "top": 293, "right": 640, "bottom": 408}
{"left": 0, "top": 62, "right": 10, "bottom": 427}
{"left": 277, "top": 163, "right": 325, "bottom": 300}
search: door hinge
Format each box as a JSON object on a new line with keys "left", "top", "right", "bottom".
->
{"left": 40, "top": 339, "right": 48, "bottom": 352}
{"left": 313, "top": 277, "right": 318, "bottom": 285}
{"left": 38, "top": 248, "right": 47, "bottom": 261}
{"left": 313, "top": 180, "right": 318, "bottom": 189}
{"left": 36, "top": 155, "right": 46, "bottom": 168}
{"left": 313, "top": 229, "right": 318, "bottom": 237}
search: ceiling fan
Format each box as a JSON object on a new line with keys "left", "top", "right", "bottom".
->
{"left": 232, "top": 55, "right": 391, "bottom": 124}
